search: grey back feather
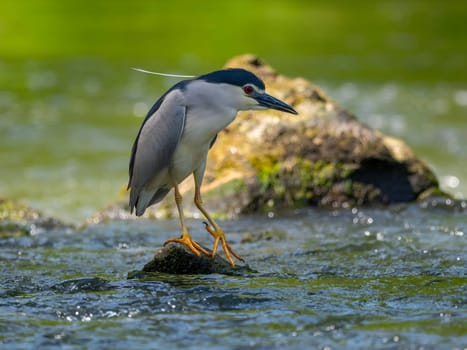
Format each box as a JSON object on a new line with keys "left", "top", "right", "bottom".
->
{"left": 128, "top": 88, "right": 187, "bottom": 212}
{"left": 128, "top": 80, "right": 189, "bottom": 187}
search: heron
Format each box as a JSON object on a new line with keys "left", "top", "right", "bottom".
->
{"left": 128, "top": 68, "right": 297, "bottom": 266}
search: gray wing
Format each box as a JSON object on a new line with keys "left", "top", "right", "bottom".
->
{"left": 128, "top": 90, "right": 186, "bottom": 213}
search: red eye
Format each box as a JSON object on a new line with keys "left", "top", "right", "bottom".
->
{"left": 243, "top": 85, "right": 254, "bottom": 95}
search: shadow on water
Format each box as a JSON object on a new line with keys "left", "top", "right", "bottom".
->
{"left": 1, "top": 203, "right": 466, "bottom": 349}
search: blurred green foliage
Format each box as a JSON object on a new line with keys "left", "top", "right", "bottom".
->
{"left": 1, "top": 0, "right": 466, "bottom": 81}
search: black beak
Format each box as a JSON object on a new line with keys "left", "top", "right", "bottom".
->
{"left": 255, "top": 92, "right": 298, "bottom": 115}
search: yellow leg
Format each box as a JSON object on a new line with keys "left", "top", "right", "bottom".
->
{"left": 194, "top": 177, "right": 244, "bottom": 266}
{"left": 164, "top": 182, "right": 210, "bottom": 257}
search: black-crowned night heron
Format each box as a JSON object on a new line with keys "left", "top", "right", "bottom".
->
{"left": 128, "top": 68, "right": 297, "bottom": 266}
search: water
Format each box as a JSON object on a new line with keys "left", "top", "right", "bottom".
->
{"left": 1, "top": 1, "right": 466, "bottom": 349}
{"left": 1, "top": 204, "right": 466, "bottom": 349}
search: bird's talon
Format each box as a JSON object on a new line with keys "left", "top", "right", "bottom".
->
{"left": 203, "top": 222, "right": 214, "bottom": 234}
{"left": 225, "top": 241, "right": 245, "bottom": 262}
{"left": 190, "top": 239, "right": 212, "bottom": 257}
{"left": 203, "top": 223, "right": 216, "bottom": 236}
{"left": 202, "top": 225, "right": 243, "bottom": 266}
{"left": 164, "top": 235, "right": 209, "bottom": 257}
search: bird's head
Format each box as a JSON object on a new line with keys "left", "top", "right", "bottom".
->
{"left": 197, "top": 68, "right": 298, "bottom": 115}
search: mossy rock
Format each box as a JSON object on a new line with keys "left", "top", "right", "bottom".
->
{"left": 0, "top": 197, "right": 70, "bottom": 238}
{"left": 201, "top": 55, "right": 444, "bottom": 213}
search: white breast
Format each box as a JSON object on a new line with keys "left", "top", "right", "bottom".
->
{"left": 169, "top": 81, "right": 240, "bottom": 183}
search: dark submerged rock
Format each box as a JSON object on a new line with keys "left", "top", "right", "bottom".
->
{"left": 52, "top": 278, "right": 112, "bottom": 293}
{"left": 139, "top": 243, "right": 255, "bottom": 276}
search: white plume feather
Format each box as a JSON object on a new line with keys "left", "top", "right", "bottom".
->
{"left": 131, "top": 67, "right": 196, "bottom": 78}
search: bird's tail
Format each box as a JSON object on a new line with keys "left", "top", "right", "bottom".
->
{"left": 130, "top": 187, "right": 170, "bottom": 216}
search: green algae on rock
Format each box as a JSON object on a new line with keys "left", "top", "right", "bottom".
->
{"left": 0, "top": 197, "right": 71, "bottom": 238}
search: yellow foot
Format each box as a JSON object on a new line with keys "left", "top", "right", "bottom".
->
{"left": 203, "top": 222, "right": 244, "bottom": 266}
{"left": 164, "top": 234, "right": 211, "bottom": 257}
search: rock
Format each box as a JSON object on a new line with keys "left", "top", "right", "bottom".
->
{"left": 137, "top": 242, "right": 254, "bottom": 275}
{"left": 92, "top": 54, "right": 445, "bottom": 222}
{"left": 0, "top": 197, "right": 71, "bottom": 238}
{"left": 203, "top": 55, "right": 442, "bottom": 212}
